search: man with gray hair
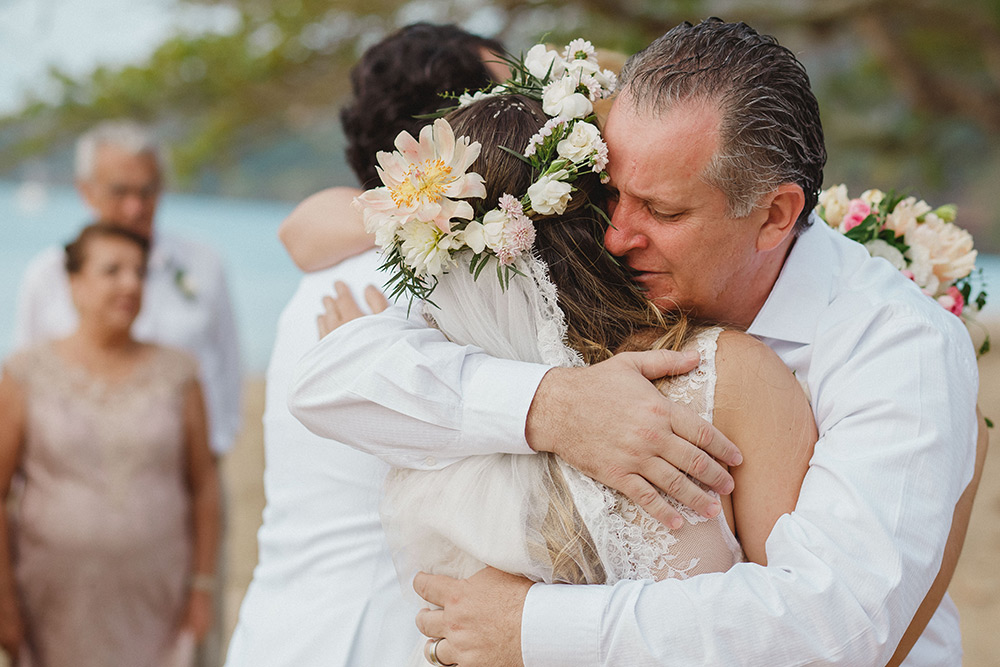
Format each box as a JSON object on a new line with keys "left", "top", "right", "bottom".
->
{"left": 14, "top": 119, "right": 241, "bottom": 664}
{"left": 291, "top": 19, "right": 983, "bottom": 666}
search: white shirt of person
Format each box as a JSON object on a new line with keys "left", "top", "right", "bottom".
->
{"left": 224, "top": 249, "right": 419, "bottom": 667}
{"left": 14, "top": 231, "right": 243, "bottom": 456}
{"left": 289, "top": 218, "right": 978, "bottom": 666}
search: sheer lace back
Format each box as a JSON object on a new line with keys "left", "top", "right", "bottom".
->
{"left": 558, "top": 327, "right": 745, "bottom": 584}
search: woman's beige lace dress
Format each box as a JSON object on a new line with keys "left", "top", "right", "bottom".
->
{"left": 4, "top": 343, "right": 196, "bottom": 667}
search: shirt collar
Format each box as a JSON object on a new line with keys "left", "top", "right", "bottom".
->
{"left": 747, "top": 214, "right": 836, "bottom": 345}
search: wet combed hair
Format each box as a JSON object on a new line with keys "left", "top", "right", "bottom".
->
{"left": 65, "top": 223, "right": 150, "bottom": 274}
{"left": 618, "top": 18, "right": 827, "bottom": 234}
{"left": 341, "top": 23, "right": 504, "bottom": 188}
{"left": 445, "top": 95, "right": 694, "bottom": 365}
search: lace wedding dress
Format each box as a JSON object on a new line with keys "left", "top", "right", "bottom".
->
{"left": 379, "top": 254, "right": 744, "bottom": 665}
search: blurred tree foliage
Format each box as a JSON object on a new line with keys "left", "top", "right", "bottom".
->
{"left": 1, "top": 0, "right": 998, "bottom": 245}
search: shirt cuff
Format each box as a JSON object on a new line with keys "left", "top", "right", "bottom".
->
{"left": 461, "top": 356, "right": 551, "bottom": 456}
{"left": 522, "top": 583, "right": 609, "bottom": 667}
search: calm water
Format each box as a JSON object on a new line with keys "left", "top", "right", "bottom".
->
{"left": 2, "top": 180, "right": 998, "bottom": 373}
{"left": 1, "top": 180, "right": 299, "bottom": 373}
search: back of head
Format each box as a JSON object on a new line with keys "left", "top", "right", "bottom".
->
{"left": 341, "top": 23, "right": 504, "bottom": 188}
{"left": 75, "top": 120, "right": 163, "bottom": 183}
{"left": 619, "top": 18, "right": 826, "bottom": 231}
{"left": 445, "top": 95, "right": 668, "bottom": 362}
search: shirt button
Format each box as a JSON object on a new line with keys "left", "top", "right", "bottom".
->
{"left": 424, "top": 456, "right": 437, "bottom": 467}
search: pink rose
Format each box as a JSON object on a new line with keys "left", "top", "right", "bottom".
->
{"left": 937, "top": 285, "right": 965, "bottom": 317}
{"left": 840, "top": 199, "right": 871, "bottom": 232}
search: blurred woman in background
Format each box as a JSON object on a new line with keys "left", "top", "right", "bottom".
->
{"left": 0, "top": 223, "right": 220, "bottom": 666}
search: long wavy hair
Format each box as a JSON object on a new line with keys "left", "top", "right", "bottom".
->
{"left": 445, "top": 95, "right": 698, "bottom": 583}
{"left": 445, "top": 94, "right": 695, "bottom": 364}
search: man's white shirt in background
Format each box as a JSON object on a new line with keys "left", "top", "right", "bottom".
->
{"left": 14, "top": 232, "right": 242, "bottom": 455}
{"left": 224, "top": 248, "right": 419, "bottom": 667}
{"left": 290, "top": 220, "right": 978, "bottom": 665}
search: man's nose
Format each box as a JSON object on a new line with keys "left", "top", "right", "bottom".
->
{"left": 121, "top": 194, "right": 146, "bottom": 219}
{"left": 604, "top": 198, "right": 646, "bottom": 255}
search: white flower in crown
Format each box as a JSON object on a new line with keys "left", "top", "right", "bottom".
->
{"left": 397, "top": 219, "right": 463, "bottom": 278}
{"left": 524, "top": 44, "right": 565, "bottom": 80}
{"left": 563, "top": 38, "right": 596, "bottom": 62}
{"left": 524, "top": 116, "right": 568, "bottom": 157}
{"left": 556, "top": 121, "right": 604, "bottom": 164}
{"left": 458, "top": 86, "right": 507, "bottom": 108}
{"left": 463, "top": 209, "right": 507, "bottom": 254}
{"left": 463, "top": 194, "right": 536, "bottom": 265}
{"left": 356, "top": 118, "right": 486, "bottom": 235}
{"left": 527, "top": 170, "right": 573, "bottom": 215}
{"left": 542, "top": 76, "right": 593, "bottom": 119}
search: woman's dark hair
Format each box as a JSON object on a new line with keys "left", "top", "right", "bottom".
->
{"left": 341, "top": 23, "right": 504, "bottom": 189}
{"left": 445, "top": 95, "right": 691, "bottom": 363}
{"left": 65, "top": 223, "right": 150, "bottom": 274}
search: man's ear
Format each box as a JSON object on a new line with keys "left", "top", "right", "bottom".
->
{"left": 756, "top": 183, "right": 805, "bottom": 252}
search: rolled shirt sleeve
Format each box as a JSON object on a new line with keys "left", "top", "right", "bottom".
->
{"left": 289, "top": 304, "right": 551, "bottom": 469}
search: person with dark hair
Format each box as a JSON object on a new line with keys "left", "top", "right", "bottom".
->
{"left": 277, "top": 22, "right": 506, "bottom": 272}
{"left": 292, "top": 19, "right": 984, "bottom": 666}
{"left": 222, "top": 23, "right": 504, "bottom": 667}
{"left": 0, "top": 223, "right": 220, "bottom": 666}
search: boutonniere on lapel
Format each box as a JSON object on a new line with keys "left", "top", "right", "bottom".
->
{"left": 173, "top": 265, "right": 198, "bottom": 301}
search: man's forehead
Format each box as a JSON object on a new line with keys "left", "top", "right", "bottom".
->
{"left": 92, "top": 146, "right": 161, "bottom": 181}
{"left": 605, "top": 99, "right": 720, "bottom": 200}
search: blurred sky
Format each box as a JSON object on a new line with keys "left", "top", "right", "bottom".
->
{"left": 0, "top": 0, "right": 240, "bottom": 113}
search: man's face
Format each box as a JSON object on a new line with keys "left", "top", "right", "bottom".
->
{"left": 602, "top": 96, "right": 771, "bottom": 326}
{"left": 77, "top": 144, "right": 161, "bottom": 239}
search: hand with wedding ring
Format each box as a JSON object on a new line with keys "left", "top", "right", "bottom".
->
{"left": 316, "top": 281, "right": 389, "bottom": 339}
{"left": 426, "top": 636, "right": 456, "bottom": 666}
{"left": 414, "top": 567, "right": 532, "bottom": 667}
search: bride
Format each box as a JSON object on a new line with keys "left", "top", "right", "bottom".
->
{"left": 306, "top": 42, "right": 817, "bottom": 666}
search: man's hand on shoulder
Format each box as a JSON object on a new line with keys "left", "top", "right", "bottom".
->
{"left": 526, "top": 349, "right": 743, "bottom": 528}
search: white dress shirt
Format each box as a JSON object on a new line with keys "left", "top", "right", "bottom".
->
{"left": 224, "top": 249, "right": 419, "bottom": 667}
{"left": 14, "top": 232, "right": 243, "bottom": 456}
{"left": 290, "top": 221, "right": 978, "bottom": 665}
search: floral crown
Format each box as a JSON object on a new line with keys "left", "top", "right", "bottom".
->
{"left": 816, "top": 185, "right": 989, "bottom": 356}
{"left": 354, "top": 39, "right": 617, "bottom": 302}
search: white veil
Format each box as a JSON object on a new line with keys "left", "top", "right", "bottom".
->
{"left": 379, "top": 253, "right": 608, "bottom": 596}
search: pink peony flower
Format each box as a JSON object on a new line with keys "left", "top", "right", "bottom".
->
{"left": 937, "top": 285, "right": 965, "bottom": 317}
{"left": 840, "top": 199, "right": 871, "bottom": 233}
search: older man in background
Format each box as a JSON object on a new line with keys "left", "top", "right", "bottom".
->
{"left": 13, "top": 120, "right": 241, "bottom": 665}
